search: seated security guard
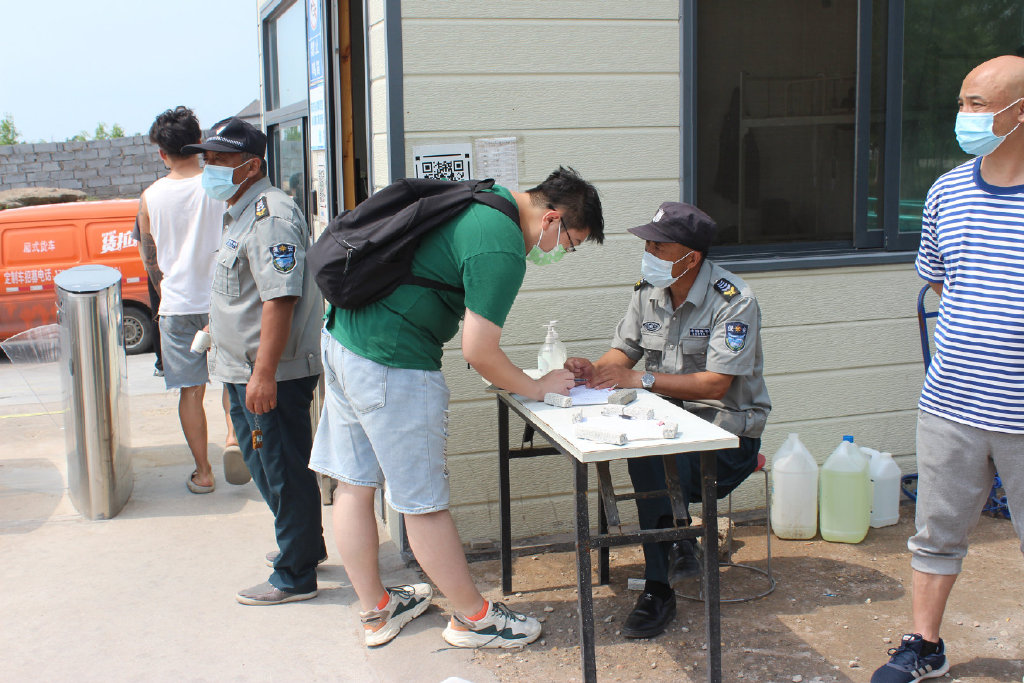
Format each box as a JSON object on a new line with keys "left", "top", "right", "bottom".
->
{"left": 566, "top": 202, "right": 771, "bottom": 638}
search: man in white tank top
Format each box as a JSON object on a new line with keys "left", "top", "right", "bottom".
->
{"left": 136, "top": 107, "right": 247, "bottom": 494}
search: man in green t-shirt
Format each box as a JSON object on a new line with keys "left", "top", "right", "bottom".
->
{"left": 309, "top": 167, "right": 604, "bottom": 649}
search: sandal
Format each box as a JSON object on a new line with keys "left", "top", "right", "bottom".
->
{"left": 222, "top": 445, "right": 251, "bottom": 485}
{"left": 187, "top": 470, "right": 215, "bottom": 494}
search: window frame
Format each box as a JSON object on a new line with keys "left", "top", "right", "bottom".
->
{"left": 261, "top": 0, "right": 312, "bottom": 225}
{"left": 681, "top": 0, "right": 919, "bottom": 267}
{"left": 261, "top": 0, "right": 309, "bottom": 113}
{"left": 267, "top": 117, "right": 310, "bottom": 222}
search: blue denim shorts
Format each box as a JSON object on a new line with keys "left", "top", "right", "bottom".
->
{"left": 159, "top": 314, "right": 210, "bottom": 390}
{"left": 309, "top": 330, "right": 451, "bottom": 514}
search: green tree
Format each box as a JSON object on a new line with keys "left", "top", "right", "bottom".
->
{"left": 67, "top": 122, "right": 126, "bottom": 142}
{"left": 0, "top": 113, "right": 20, "bottom": 145}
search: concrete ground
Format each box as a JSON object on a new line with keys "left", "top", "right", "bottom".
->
{"left": 2, "top": 352, "right": 1022, "bottom": 682}
{"left": 0, "top": 353, "right": 492, "bottom": 683}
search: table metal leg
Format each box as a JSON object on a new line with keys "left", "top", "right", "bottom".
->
{"left": 498, "top": 398, "right": 513, "bottom": 595}
{"left": 597, "top": 491, "right": 610, "bottom": 586}
{"left": 701, "top": 451, "right": 722, "bottom": 683}
{"left": 573, "top": 460, "right": 597, "bottom": 683}
{"left": 595, "top": 462, "right": 616, "bottom": 585}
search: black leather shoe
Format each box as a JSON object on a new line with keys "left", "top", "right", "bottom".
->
{"left": 622, "top": 589, "right": 676, "bottom": 638}
{"left": 668, "top": 538, "right": 704, "bottom": 585}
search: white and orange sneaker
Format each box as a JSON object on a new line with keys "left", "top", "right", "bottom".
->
{"left": 442, "top": 601, "right": 541, "bottom": 649}
{"left": 360, "top": 583, "right": 433, "bottom": 647}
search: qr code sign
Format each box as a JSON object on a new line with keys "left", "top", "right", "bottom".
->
{"left": 420, "top": 158, "right": 466, "bottom": 181}
{"left": 413, "top": 146, "right": 473, "bottom": 181}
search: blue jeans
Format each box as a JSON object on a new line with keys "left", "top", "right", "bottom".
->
{"left": 226, "top": 375, "right": 325, "bottom": 594}
{"left": 627, "top": 436, "right": 761, "bottom": 584}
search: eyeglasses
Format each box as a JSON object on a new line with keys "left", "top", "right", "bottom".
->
{"left": 563, "top": 224, "right": 578, "bottom": 253}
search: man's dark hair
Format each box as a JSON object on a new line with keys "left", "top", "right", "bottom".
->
{"left": 526, "top": 166, "right": 605, "bottom": 244}
{"left": 149, "top": 106, "right": 201, "bottom": 157}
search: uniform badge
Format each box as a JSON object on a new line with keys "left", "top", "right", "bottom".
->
{"left": 642, "top": 321, "right": 661, "bottom": 332}
{"left": 634, "top": 278, "right": 648, "bottom": 291}
{"left": 226, "top": 238, "right": 238, "bottom": 250}
{"left": 255, "top": 196, "right": 270, "bottom": 220}
{"left": 725, "top": 321, "right": 748, "bottom": 352}
{"left": 689, "top": 328, "right": 710, "bottom": 337}
{"left": 714, "top": 278, "right": 739, "bottom": 300}
{"left": 270, "top": 243, "right": 297, "bottom": 273}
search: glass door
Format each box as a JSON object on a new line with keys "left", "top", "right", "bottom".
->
{"left": 269, "top": 118, "right": 309, "bottom": 223}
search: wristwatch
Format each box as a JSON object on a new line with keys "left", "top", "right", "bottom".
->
{"left": 640, "top": 372, "right": 656, "bottom": 390}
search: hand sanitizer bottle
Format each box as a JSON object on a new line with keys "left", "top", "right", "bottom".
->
{"left": 537, "top": 321, "right": 567, "bottom": 373}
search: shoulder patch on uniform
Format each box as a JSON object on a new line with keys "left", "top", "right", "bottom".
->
{"left": 255, "top": 196, "right": 270, "bottom": 220}
{"left": 642, "top": 321, "right": 661, "bottom": 333}
{"left": 714, "top": 277, "right": 739, "bottom": 300}
{"left": 725, "top": 321, "right": 748, "bottom": 352}
{"left": 270, "top": 243, "right": 297, "bottom": 273}
{"left": 634, "top": 278, "right": 649, "bottom": 291}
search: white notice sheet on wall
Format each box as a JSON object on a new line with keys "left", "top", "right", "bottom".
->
{"left": 413, "top": 144, "right": 473, "bottom": 181}
{"left": 474, "top": 137, "right": 519, "bottom": 191}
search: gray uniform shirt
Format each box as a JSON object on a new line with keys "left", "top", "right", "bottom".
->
{"left": 208, "top": 177, "right": 323, "bottom": 384}
{"left": 611, "top": 260, "right": 771, "bottom": 438}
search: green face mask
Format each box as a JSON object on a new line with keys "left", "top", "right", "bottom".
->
{"left": 525, "top": 222, "right": 567, "bottom": 266}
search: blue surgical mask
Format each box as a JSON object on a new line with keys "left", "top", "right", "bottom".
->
{"left": 955, "top": 98, "right": 1022, "bottom": 157}
{"left": 526, "top": 221, "right": 566, "bottom": 266}
{"left": 201, "top": 160, "right": 250, "bottom": 201}
{"left": 641, "top": 250, "right": 693, "bottom": 288}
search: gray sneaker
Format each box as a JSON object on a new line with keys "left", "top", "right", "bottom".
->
{"left": 265, "top": 550, "right": 329, "bottom": 568}
{"left": 235, "top": 581, "right": 318, "bottom": 606}
{"left": 360, "top": 583, "right": 433, "bottom": 647}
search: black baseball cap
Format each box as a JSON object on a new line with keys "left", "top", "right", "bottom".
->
{"left": 181, "top": 117, "right": 267, "bottom": 157}
{"left": 627, "top": 201, "right": 717, "bottom": 252}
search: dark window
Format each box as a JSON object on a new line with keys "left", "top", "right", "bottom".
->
{"left": 269, "top": 120, "right": 308, "bottom": 218}
{"left": 690, "top": 0, "right": 1023, "bottom": 262}
{"left": 696, "top": 1, "right": 861, "bottom": 249}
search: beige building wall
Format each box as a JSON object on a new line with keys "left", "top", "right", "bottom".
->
{"left": 365, "top": 0, "right": 390, "bottom": 191}
{"left": 372, "top": 1, "right": 925, "bottom": 540}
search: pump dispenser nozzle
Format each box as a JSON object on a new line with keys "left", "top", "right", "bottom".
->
{"left": 538, "top": 320, "right": 567, "bottom": 373}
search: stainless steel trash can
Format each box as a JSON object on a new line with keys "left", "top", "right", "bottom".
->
{"left": 55, "top": 264, "right": 133, "bottom": 520}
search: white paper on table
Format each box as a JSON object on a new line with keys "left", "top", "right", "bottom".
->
{"left": 568, "top": 385, "right": 614, "bottom": 405}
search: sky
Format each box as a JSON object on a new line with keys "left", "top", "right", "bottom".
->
{"left": 0, "top": 0, "right": 261, "bottom": 142}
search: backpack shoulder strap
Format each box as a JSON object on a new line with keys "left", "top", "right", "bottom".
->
{"left": 472, "top": 186, "right": 520, "bottom": 226}
{"left": 400, "top": 180, "right": 520, "bottom": 296}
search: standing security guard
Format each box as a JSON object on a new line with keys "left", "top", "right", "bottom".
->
{"left": 566, "top": 201, "right": 771, "bottom": 638}
{"left": 182, "top": 118, "right": 326, "bottom": 605}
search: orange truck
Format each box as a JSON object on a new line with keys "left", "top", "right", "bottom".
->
{"left": 0, "top": 199, "right": 155, "bottom": 354}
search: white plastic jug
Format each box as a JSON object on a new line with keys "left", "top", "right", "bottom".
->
{"left": 869, "top": 451, "right": 901, "bottom": 528}
{"left": 819, "top": 437, "right": 871, "bottom": 543}
{"left": 770, "top": 433, "right": 819, "bottom": 539}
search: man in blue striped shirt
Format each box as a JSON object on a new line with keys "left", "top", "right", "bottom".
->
{"left": 872, "top": 56, "right": 1024, "bottom": 683}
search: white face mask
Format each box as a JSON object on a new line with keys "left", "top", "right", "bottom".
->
{"left": 641, "top": 250, "right": 693, "bottom": 288}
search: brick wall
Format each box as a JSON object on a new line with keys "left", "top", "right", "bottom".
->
{"left": 0, "top": 135, "right": 166, "bottom": 199}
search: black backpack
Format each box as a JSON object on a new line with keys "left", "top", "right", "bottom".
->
{"left": 307, "top": 177, "right": 520, "bottom": 309}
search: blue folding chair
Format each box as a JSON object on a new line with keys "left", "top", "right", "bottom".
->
{"left": 905, "top": 285, "right": 1010, "bottom": 519}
